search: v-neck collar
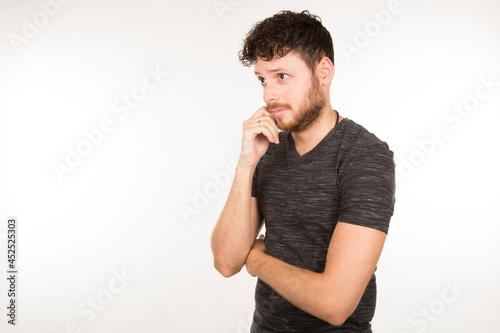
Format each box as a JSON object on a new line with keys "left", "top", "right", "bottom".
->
{"left": 286, "top": 118, "right": 347, "bottom": 164}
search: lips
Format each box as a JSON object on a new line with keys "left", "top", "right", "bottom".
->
{"left": 271, "top": 109, "right": 286, "bottom": 117}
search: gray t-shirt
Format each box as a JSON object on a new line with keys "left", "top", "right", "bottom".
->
{"left": 250, "top": 118, "right": 396, "bottom": 332}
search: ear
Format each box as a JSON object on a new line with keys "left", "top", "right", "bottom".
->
{"left": 315, "top": 56, "right": 335, "bottom": 86}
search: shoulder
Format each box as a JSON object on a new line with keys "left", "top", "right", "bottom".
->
{"left": 338, "top": 118, "right": 393, "bottom": 161}
{"left": 337, "top": 119, "right": 396, "bottom": 233}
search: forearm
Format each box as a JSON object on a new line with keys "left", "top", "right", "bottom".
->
{"left": 211, "top": 158, "right": 258, "bottom": 276}
{"left": 247, "top": 250, "right": 346, "bottom": 326}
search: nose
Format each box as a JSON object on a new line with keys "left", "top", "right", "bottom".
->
{"left": 263, "top": 83, "right": 279, "bottom": 104}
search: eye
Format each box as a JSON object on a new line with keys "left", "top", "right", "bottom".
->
{"left": 258, "top": 76, "right": 266, "bottom": 84}
{"left": 279, "top": 73, "right": 289, "bottom": 80}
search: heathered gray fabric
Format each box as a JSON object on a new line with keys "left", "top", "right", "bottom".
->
{"left": 250, "top": 117, "right": 396, "bottom": 332}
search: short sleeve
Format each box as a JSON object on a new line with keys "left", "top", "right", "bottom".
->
{"left": 338, "top": 143, "right": 396, "bottom": 234}
{"left": 251, "top": 159, "right": 262, "bottom": 198}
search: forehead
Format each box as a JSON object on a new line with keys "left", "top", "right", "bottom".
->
{"left": 254, "top": 51, "right": 309, "bottom": 75}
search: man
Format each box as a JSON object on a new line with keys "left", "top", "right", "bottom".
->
{"left": 211, "top": 10, "right": 396, "bottom": 332}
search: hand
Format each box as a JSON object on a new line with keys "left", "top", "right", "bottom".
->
{"left": 246, "top": 234, "right": 266, "bottom": 277}
{"left": 240, "top": 107, "right": 280, "bottom": 168}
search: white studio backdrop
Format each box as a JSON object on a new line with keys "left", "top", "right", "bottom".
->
{"left": 0, "top": 0, "right": 499, "bottom": 332}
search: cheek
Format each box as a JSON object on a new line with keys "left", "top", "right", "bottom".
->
{"left": 281, "top": 88, "right": 296, "bottom": 104}
{"left": 287, "top": 86, "right": 308, "bottom": 106}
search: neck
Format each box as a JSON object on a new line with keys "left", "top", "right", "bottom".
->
{"left": 291, "top": 105, "right": 342, "bottom": 157}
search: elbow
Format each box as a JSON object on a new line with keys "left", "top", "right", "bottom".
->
{"left": 323, "top": 309, "right": 350, "bottom": 327}
{"left": 325, "top": 313, "right": 348, "bottom": 327}
{"left": 322, "top": 299, "right": 355, "bottom": 327}
{"left": 214, "top": 263, "right": 240, "bottom": 278}
{"left": 213, "top": 257, "right": 242, "bottom": 278}
{"left": 210, "top": 236, "right": 245, "bottom": 278}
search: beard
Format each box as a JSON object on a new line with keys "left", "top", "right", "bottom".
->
{"left": 266, "top": 76, "right": 327, "bottom": 133}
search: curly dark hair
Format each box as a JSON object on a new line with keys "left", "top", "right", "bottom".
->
{"left": 238, "top": 10, "right": 334, "bottom": 71}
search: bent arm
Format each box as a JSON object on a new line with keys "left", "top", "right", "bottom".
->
{"left": 211, "top": 158, "right": 264, "bottom": 277}
{"left": 246, "top": 222, "right": 386, "bottom": 326}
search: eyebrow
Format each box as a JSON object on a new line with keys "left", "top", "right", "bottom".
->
{"left": 254, "top": 67, "right": 288, "bottom": 75}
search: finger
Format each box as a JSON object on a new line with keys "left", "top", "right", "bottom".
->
{"left": 257, "top": 115, "right": 279, "bottom": 134}
{"left": 250, "top": 106, "right": 275, "bottom": 121}
{"left": 256, "top": 127, "right": 277, "bottom": 145}
{"left": 244, "top": 120, "right": 277, "bottom": 144}
{"left": 249, "top": 107, "right": 279, "bottom": 132}
{"left": 255, "top": 120, "right": 278, "bottom": 144}
{"left": 253, "top": 117, "right": 279, "bottom": 143}
{"left": 263, "top": 109, "right": 279, "bottom": 127}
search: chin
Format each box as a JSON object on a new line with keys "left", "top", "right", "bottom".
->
{"left": 276, "top": 121, "right": 289, "bottom": 132}
{"left": 276, "top": 117, "right": 294, "bottom": 132}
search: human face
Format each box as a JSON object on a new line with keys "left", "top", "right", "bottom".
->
{"left": 254, "top": 52, "right": 327, "bottom": 132}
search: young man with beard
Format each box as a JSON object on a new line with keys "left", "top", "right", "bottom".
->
{"left": 211, "top": 10, "right": 396, "bottom": 332}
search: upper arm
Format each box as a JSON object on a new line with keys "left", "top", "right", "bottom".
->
{"left": 322, "top": 222, "right": 386, "bottom": 320}
{"left": 250, "top": 196, "right": 265, "bottom": 240}
{"left": 251, "top": 157, "right": 264, "bottom": 239}
{"left": 324, "top": 141, "right": 394, "bottom": 319}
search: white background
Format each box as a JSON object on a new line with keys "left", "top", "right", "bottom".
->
{"left": 1, "top": 0, "right": 499, "bottom": 332}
